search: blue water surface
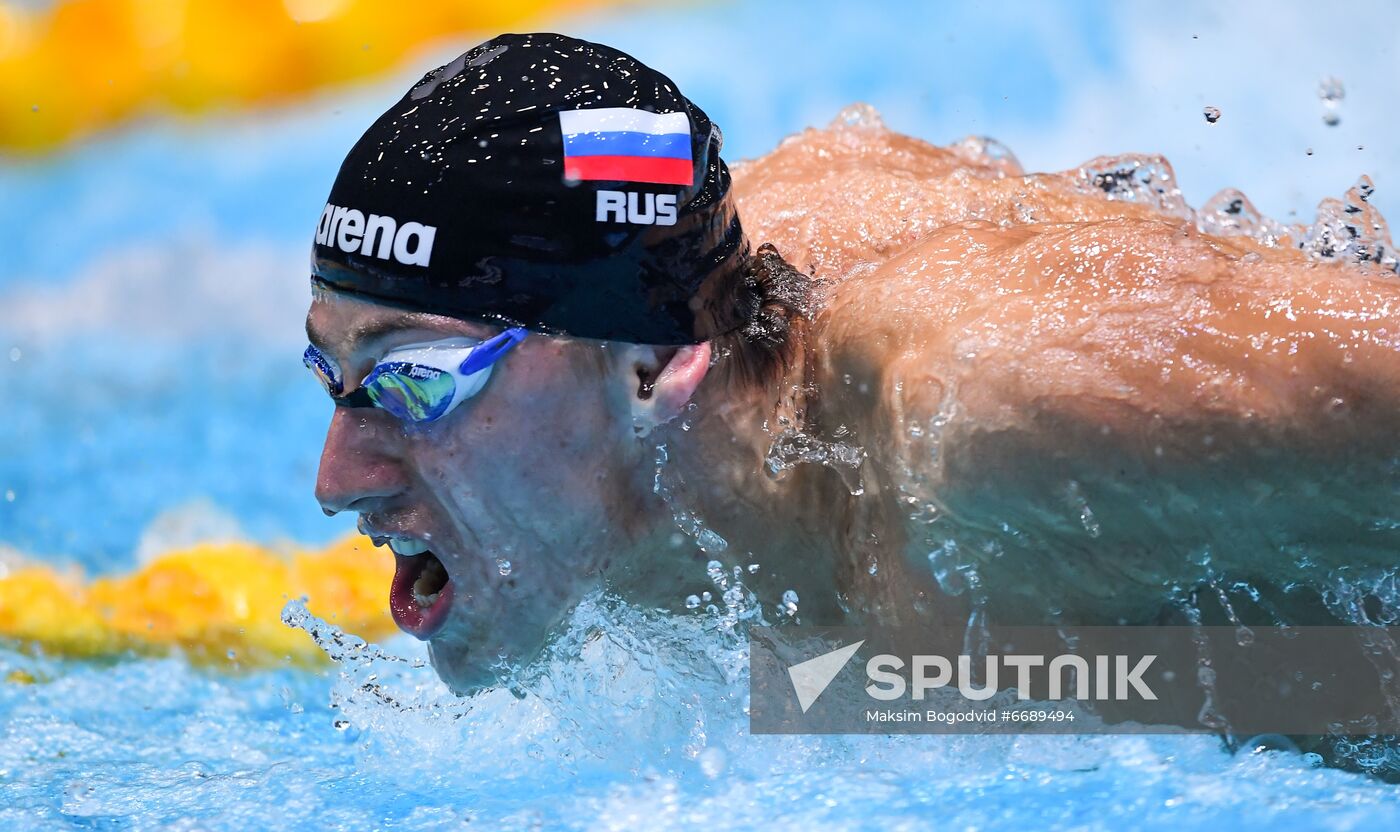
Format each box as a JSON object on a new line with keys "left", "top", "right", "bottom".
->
{"left": 3, "top": 599, "right": 1400, "bottom": 831}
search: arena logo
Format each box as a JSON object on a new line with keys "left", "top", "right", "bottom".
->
{"left": 316, "top": 203, "right": 437, "bottom": 267}
{"left": 595, "top": 190, "right": 678, "bottom": 226}
{"left": 787, "top": 641, "right": 1158, "bottom": 713}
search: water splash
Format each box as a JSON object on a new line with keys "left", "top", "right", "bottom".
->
{"left": 765, "top": 425, "right": 867, "bottom": 496}
{"left": 1196, "top": 188, "right": 1290, "bottom": 247}
{"left": 1074, "top": 153, "right": 1398, "bottom": 274}
{"left": 1294, "top": 175, "right": 1399, "bottom": 273}
{"left": 4, "top": 586, "right": 1399, "bottom": 826}
{"left": 950, "top": 135, "right": 1025, "bottom": 177}
{"left": 653, "top": 443, "right": 729, "bottom": 553}
{"left": 1074, "top": 153, "right": 1194, "bottom": 221}
{"left": 279, "top": 596, "right": 475, "bottom": 749}
{"left": 828, "top": 102, "right": 886, "bottom": 131}
{"left": 700, "top": 558, "right": 763, "bottom": 631}
{"left": 280, "top": 591, "right": 752, "bottom": 776}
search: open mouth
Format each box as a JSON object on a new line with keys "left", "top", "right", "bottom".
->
{"left": 387, "top": 539, "right": 455, "bottom": 640}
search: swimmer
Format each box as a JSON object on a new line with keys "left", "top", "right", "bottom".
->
{"left": 306, "top": 33, "right": 1400, "bottom": 693}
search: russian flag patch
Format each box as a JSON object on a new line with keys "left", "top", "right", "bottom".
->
{"left": 558, "top": 108, "right": 693, "bottom": 187}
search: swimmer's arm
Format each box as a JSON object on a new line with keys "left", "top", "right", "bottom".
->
{"left": 885, "top": 254, "right": 1400, "bottom": 598}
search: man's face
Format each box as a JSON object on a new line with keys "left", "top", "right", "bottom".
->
{"left": 306, "top": 288, "right": 647, "bottom": 692}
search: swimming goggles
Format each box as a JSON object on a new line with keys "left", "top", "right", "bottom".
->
{"left": 303, "top": 328, "right": 527, "bottom": 423}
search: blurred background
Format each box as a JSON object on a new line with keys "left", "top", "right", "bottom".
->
{"left": 2, "top": 0, "right": 1397, "bottom": 581}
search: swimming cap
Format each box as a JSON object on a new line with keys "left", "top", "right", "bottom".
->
{"left": 311, "top": 32, "right": 751, "bottom": 345}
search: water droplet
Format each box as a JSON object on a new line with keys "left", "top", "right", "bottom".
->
{"left": 1318, "top": 75, "right": 1345, "bottom": 103}
{"left": 781, "top": 589, "right": 799, "bottom": 616}
{"left": 927, "top": 541, "right": 966, "bottom": 595}
{"left": 1063, "top": 480, "right": 1101, "bottom": 538}
{"left": 701, "top": 591, "right": 712, "bottom": 603}
{"left": 7, "top": 347, "right": 19, "bottom": 362}
{"left": 1202, "top": 106, "right": 1221, "bottom": 124}
{"left": 4, "top": 490, "right": 13, "bottom": 502}
{"left": 496, "top": 559, "right": 512, "bottom": 576}
{"left": 698, "top": 747, "right": 727, "bottom": 778}
{"left": 695, "top": 528, "right": 728, "bottom": 552}
{"left": 684, "top": 594, "right": 701, "bottom": 609}
{"left": 1318, "top": 76, "right": 1344, "bottom": 127}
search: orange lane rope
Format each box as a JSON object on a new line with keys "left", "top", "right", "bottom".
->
{"left": 0, "top": 535, "right": 396, "bottom": 669}
{"left": 0, "top": 0, "right": 614, "bottom": 151}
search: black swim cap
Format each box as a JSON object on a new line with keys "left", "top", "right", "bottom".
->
{"left": 311, "top": 32, "right": 751, "bottom": 345}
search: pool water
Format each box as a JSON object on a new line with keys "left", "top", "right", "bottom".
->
{"left": 4, "top": 0, "right": 1400, "bottom": 828}
{"left": 3, "top": 598, "right": 1399, "bottom": 829}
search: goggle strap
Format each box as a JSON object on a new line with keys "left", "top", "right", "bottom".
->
{"left": 333, "top": 386, "right": 377, "bottom": 409}
{"left": 457, "top": 327, "right": 527, "bottom": 377}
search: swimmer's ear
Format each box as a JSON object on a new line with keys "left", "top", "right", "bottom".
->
{"left": 615, "top": 342, "right": 711, "bottom": 437}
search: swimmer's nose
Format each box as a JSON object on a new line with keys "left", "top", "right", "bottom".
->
{"left": 315, "top": 407, "right": 410, "bottom": 515}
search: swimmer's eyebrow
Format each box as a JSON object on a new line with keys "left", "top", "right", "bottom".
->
{"left": 304, "top": 313, "right": 445, "bottom": 354}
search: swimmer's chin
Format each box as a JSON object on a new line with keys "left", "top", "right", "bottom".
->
{"left": 426, "top": 641, "right": 489, "bottom": 695}
{"left": 425, "top": 624, "right": 549, "bottom": 695}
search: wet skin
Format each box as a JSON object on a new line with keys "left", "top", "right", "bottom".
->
{"left": 311, "top": 115, "right": 1400, "bottom": 691}
{"left": 733, "top": 115, "right": 1400, "bottom": 626}
{"left": 306, "top": 295, "right": 704, "bottom": 691}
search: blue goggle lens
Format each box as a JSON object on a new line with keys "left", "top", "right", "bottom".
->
{"left": 363, "top": 362, "right": 456, "bottom": 423}
{"left": 303, "top": 344, "right": 344, "bottom": 397}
